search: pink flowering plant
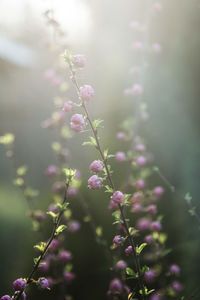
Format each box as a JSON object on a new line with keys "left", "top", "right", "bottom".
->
{"left": 1, "top": 1, "right": 198, "bottom": 300}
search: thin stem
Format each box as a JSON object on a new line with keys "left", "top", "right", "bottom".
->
{"left": 68, "top": 63, "right": 146, "bottom": 299}
{"left": 14, "top": 183, "right": 69, "bottom": 300}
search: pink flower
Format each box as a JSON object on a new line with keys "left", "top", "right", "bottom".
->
{"left": 113, "top": 235, "right": 122, "bottom": 246}
{"left": 116, "top": 260, "right": 127, "bottom": 270}
{"left": 88, "top": 175, "right": 102, "bottom": 190}
{"left": 64, "top": 272, "right": 75, "bottom": 283}
{"left": 135, "top": 143, "right": 146, "bottom": 152}
{"left": 136, "top": 156, "right": 147, "bottom": 166}
{"left": 144, "top": 235, "right": 153, "bottom": 244}
{"left": 46, "top": 165, "right": 57, "bottom": 177}
{"left": 89, "top": 160, "right": 103, "bottom": 173}
{"left": 144, "top": 269, "right": 156, "bottom": 283}
{"left": 154, "top": 186, "right": 164, "bottom": 196}
{"left": 152, "top": 43, "right": 162, "bottom": 53}
{"left": 112, "top": 191, "right": 124, "bottom": 204}
{"left": 116, "top": 132, "right": 126, "bottom": 140}
{"left": 72, "top": 54, "right": 86, "bottom": 68}
{"left": 151, "top": 221, "right": 162, "bottom": 232}
{"left": 68, "top": 221, "right": 80, "bottom": 232}
{"left": 169, "top": 264, "right": 180, "bottom": 275}
{"left": 146, "top": 205, "right": 157, "bottom": 214}
{"left": 109, "top": 279, "right": 123, "bottom": 293}
{"left": 63, "top": 101, "right": 73, "bottom": 112}
{"left": 132, "top": 41, "right": 143, "bottom": 50}
{"left": 172, "top": 281, "right": 182, "bottom": 292}
{"left": 108, "top": 199, "right": 118, "bottom": 211}
{"left": 67, "top": 187, "right": 78, "bottom": 196}
{"left": 153, "top": 2, "right": 163, "bottom": 12}
{"left": 115, "top": 151, "right": 126, "bottom": 162}
{"left": 125, "top": 246, "right": 133, "bottom": 255}
{"left": 132, "top": 203, "right": 142, "bottom": 213}
{"left": 80, "top": 85, "right": 95, "bottom": 102}
{"left": 136, "top": 179, "right": 145, "bottom": 190}
{"left": 130, "top": 20, "right": 140, "bottom": 31}
{"left": 58, "top": 251, "right": 72, "bottom": 262}
{"left": 137, "top": 218, "right": 151, "bottom": 231}
{"left": 70, "top": 114, "right": 85, "bottom": 132}
{"left": 132, "top": 84, "right": 143, "bottom": 96}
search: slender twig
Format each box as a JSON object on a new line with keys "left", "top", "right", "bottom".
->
{"left": 67, "top": 62, "right": 146, "bottom": 299}
{"left": 13, "top": 183, "right": 69, "bottom": 300}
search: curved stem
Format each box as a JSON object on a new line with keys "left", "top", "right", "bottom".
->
{"left": 14, "top": 183, "right": 69, "bottom": 300}
{"left": 68, "top": 63, "right": 146, "bottom": 299}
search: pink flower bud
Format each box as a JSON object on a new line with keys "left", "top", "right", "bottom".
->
{"left": 152, "top": 43, "right": 162, "bottom": 53}
{"left": 58, "top": 251, "right": 72, "bottom": 262}
{"left": 63, "top": 101, "right": 73, "bottom": 112}
{"left": 132, "top": 203, "right": 142, "bottom": 213}
{"left": 88, "top": 175, "right": 102, "bottom": 190}
{"left": 89, "top": 160, "right": 103, "bottom": 173}
{"left": 116, "top": 260, "right": 127, "bottom": 270}
{"left": 172, "top": 281, "right": 182, "bottom": 292}
{"left": 132, "top": 41, "right": 143, "bottom": 51}
{"left": 109, "top": 279, "right": 123, "bottom": 293}
{"left": 80, "top": 85, "right": 94, "bottom": 102}
{"left": 130, "top": 20, "right": 140, "bottom": 31}
{"left": 112, "top": 191, "right": 124, "bottom": 204}
{"left": 132, "top": 84, "right": 143, "bottom": 96}
{"left": 136, "top": 179, "right": 145, "bottom": 190}
{"left": 151, "top": 221, "right": 162, "bottom": 232}
{"left": 64, "top": 272, "right": 75, "bottom": 283}
{"left": 46, "top": 165, "right": 57, "bottom": 177}
{"left": 169, "top": 264, "right": 180, "bottom": 275}
{"left": 70, "top": 114, "right": 85, "bottom": 132}
{"left": 137, "top": 218, "right": 151, "bottom": 231}
{"left": 146, "top": 205, "right": 157, "bottom": 214}
{"left": 153, "top": 186, "right": 164, "bottom": 196}
{"left": 72, "top": 55, "right": 86, "bottom": 68}
{"left": 116, "top": 132, "right": 126, "bottom": 140}
{"left": 153, "top": 2, "right": 163, "bottom": 12}
{"left": 125, "top": 246, "right": 133, "bottom": 255}
{"left": 135, "top": 143, "right": 146, "bottom": 152}
{"left": 144, "top": 235, "right": 154, "bottom": 244}
{"left": 144, "top": 269, "right": 156, "bottom": 283}
{"left": 136, "top": 156, "right": 147, "bottom": 166}
{"left": 113, "top": 235, "right": 122, "bottom": 246}
{"left": 115, "top": 151, "right": 126, "bottom": 162}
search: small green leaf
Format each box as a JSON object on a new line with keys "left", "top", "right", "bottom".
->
{"left": 55, "top": 225, "right": 67, "bottom": 236}
{"left": 105, "top": 185, "right": 114, "bottom": 193}
{"left": 34, "top": 242, "right": 46, "bottom": 252}
{"left": 47, "top": 211, "right": 58, "bottom": 221}
{"left": 185, "top": 192, "right": 192, "bottom": 204}
{"left": 82, "top": 137, "right": 97, "bottom": 147}
{"left": 96, "top": 226, "right": 103, "bottom": 237}
{"left": 92, "top": 119, "right": 104, "bottom": 130}
{"left": 63, "top": 168, "right": 76, "bottom": 184}
{"left": 17, "top": 165, "right": 28, "bottom": 176}
{"left": 136, "top": 243, "right": 147, "bottom": 255}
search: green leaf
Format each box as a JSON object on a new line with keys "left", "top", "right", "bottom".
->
{"left": 92, "top": 119, "right": 104, "bottom": 130}
{"left": 0, "top": 133, "right": 15, "bottom": 145}
{"left": 55, "top": 225, "right": 67, "bottom": 236}
{"left": 47, "top": 211, "right": 58, "bottom": 221}
{"left": 126, "top": 267, "right": 138, "bottom": 278}
{"left": 105, "top": 185, "right": 114, "bottom": 193}
{"left": 63, "top": 168, "right": 76, "bottom": 184}
{"left": 136, "top": 243, "right": 147, "bottom": 255}
{"left": 96, "top": 226, "right": 103, "bottom": 237}
{"left": 62, "top": 49, "right": 73, "bottom": 63}
{"left": 82, "top": 137, "right": 97, "bottom": 147}
{"left": 185, "top": 192, "right": 192, "bottom": 204}
{"left": 33, "top": 256, "right": 40, "bottom": 265}
{"left": 17, "top": 165, "right": 28, "bottom": 176}
{"left": 56, "top": 202, "right": 69, "bottom": 211}
{"left": 34, "top": 242, "right": 46, "bottom": 252}
{"left": 129, "top": 227, "right": 139, "bottom": 235}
